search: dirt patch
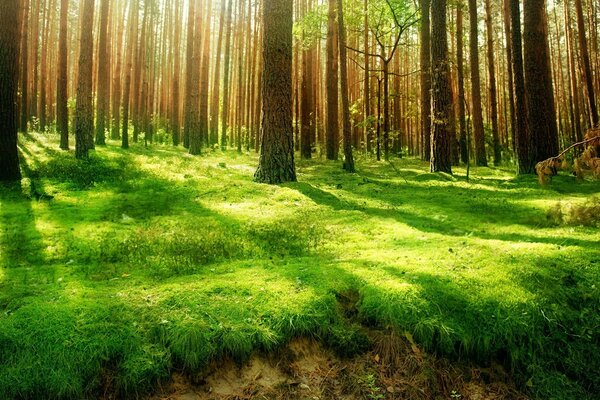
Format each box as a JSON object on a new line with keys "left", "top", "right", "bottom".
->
{"left": 149, "top": 334, "right": 528, "bottom": 400}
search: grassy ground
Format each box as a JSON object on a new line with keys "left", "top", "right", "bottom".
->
{"left": 1, "top": 133, "right": 599, "bottom": 399}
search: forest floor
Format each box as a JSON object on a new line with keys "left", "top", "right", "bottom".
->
{"left": 0, "top": 133, "right": 599, "bottom": 400}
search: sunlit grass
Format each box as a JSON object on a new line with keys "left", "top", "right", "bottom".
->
{"left": 0, "top": 132, "right": 598, "bottom": 399}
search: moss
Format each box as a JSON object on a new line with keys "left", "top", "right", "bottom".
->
{"left": 0, "top": 133, "right": 598, "bottom": 399}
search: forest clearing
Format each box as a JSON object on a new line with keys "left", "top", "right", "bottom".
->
{"left": 1, "top": 0, "right": 600, "bottom": 398}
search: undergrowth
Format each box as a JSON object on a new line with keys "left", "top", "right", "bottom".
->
{"left": 0, "top": 133, "right": 598, "bottom": 399}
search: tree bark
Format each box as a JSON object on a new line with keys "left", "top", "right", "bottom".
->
{"left": 485, "top": 0, "right": 501, "bottom": 165}
{"left": 337, "top": 0, "right": 355, "bottom": 172}
{"left": 221, "top": 0, "right": 234, "bottom": 149}
{"left": 57, "top": 0, "right": 69, "bottom": 150}
{"left": 420, "top": 0, "right": 431, "bottom": 161}
{"left": 509, "top": 0, "right": 532, "bottom": 173}
{"left": 254, "top": 0, "right": 296, "bottom": 184}
{"left": 457, "top": 2, "right": 468, "bottom": 164}
{"left": 95, "top": 0, "right": 110, "bottom": 145}
{"left": 468, "top": 0, "right": 487, "bottom": 166}
{"left": 523, "top": 0, "right": 559, "bottom": 163}
{"left": 326, "top": 0, "right": 339, "bottom": 161}
{"left": 574, "top": 0, "right": 598, "bottom": 127}
{"left": 430, "top": 0, "right": 453, "bottom": 173}
{"left": 0, "top": 0, "right": 21, "bottom": 181}
{"left": 75, "top": 0, "right": 95, "bottom": 159}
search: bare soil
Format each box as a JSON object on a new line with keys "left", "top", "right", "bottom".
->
{"left": 149, "top": 334, "right": 528, "bottom": 400}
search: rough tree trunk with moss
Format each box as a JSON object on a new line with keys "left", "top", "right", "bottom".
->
{"left": 75, "top": 0, "right": 95, "bottom": 159}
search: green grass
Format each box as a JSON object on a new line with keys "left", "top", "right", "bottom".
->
{"left": 1, "top": 133, "right": 599, "bottom": 399}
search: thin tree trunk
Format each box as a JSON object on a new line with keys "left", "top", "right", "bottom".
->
{"left": 575, "top": 0, "right": 598, "bottom": 127}
{"left": 337, "top": 0, "right": 354, "bottom": 172}
{"left": 95, "top": 0, "right": 110, "bottom": 145}
{"left": 420, "top": 0, "right": 431, "bottom": 161}
{"left": 326, "top": 0, "right": 339, "bottom": 161}
{"left": 485, "top": 0, "right": 501, "bottom": 165}
{"left": 457, "top": 2, "right": 468, "bottom": 164}
{"left": 57, "top": 0, "right": 69, "bottom": 149}
{"left": 221, "top": 0, "right": 234, "bottom": 149}
{"left": 468, "top": 0, "right": 487, "bottom": 166}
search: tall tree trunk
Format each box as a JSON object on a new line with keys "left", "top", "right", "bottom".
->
{"left": 364, "top": 0, "right": 371, "bottom": 153}
{"left": 199, "top": 0, "right": 212, "bottom": 151}
{"left": 523, "top": 0, "right": 559, "bottom": 162}
{"left": 468, "top": 0, "right": 487, "bottom": 166}
{"left": 171, "top": 0, "right": 182, "bottom": 146}
{"left": 457, "top": 2, "right": 468, "bottom": 164}
{"left": 20, "top": 0, "right": 30, "bottom": 133}
{"left": 189, "top": 0, "right": 203, "bottom": 155}
{"left": 57, "top": 0, "right": 69, "bottom": 150}
{"left": 300, "top": 0, "right": 314, "bottom": 160}
{"left": 509, "top": 0, "right": 531, "bottom": 173}
{"left": 254, "top": 0, "right": 296, "bottom": 184}
{"left": 566, "top": 2, "right": 583, "bottom": 142}
{"left": 183, "top": 0, "right": 196, "bottom": 149}
{"left": 75, "top": 0, "right": 95, "bottom": 159}
{"left": 430, "top": 0, "right": 453, "bottom": 173}
{"left": 502, "top": 0, "right": 516, "bottom": 153}
{"left": 95, "top": 0, "right": 110, "bottom": 145}
{"left": 420, "top": 0, "right": 431, "bottom": 161}
{"left": 121, "top": 0, "right": 138, "bottom": 150}
{"left": 326, "top": 0, "right": 339, "bottom": 161}
{"left": 337, "top": 0, "right": 355, "bottom": 172}
{"left": 485, "top": 0, "right": 501, "bottom": 165}
{"left": 574, "top": 0, "right": 598, "bottom": 127}
{"left": 221, "top": 0, "right": 234, "bottom": 149}
{"left": 210, "top": 0, "right": 226, "bottom": 146}
{"left": 0, "top": 0, "right": 21, "bottom": 181}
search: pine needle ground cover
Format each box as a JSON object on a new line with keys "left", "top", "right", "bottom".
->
{"left": 1, "top": 134, "right": 598, "bottom": 399}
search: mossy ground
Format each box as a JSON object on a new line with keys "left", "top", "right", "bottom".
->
{"left": 1, "top": 133, "right": 598, "bottom": 399}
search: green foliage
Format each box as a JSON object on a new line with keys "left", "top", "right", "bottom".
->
{"left": 1, "top": 134, "right": 599, "bottom": 399}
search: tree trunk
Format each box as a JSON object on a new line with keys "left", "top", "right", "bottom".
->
{"left": 523, "top": 0, "right": 559, "bottom": 162}
{"left": 509, "top": 0, "right": 532, "bottom": 173}
{"left": 326, "top": 0, "right": 339, "bottom": 161}
{"left": 485, "top": 0, "right": 501, "bottom": 165}
{"left": 254, "top": 0, "right": 296, "bottom": 184}
{"left": 300, "top": 1, "right": 314, "bottom": 159}
{"left": 221, "top": 0, "right": 234, "bottom": 149}
{"left": 20, "top": 0, "right": 30, "bottom": 133}
{"left": 420, "top": 0, "right": 431, "bottom": 161}
{"left": 468, "top": 0, "right": 487, "bottom": 166}
{"left": 574, "top": 0, "right": 598, "bottom": 127}
{"left": 75, "top": 0, "right": 95, "bottom": 159}
{"left": 430, "top": 0, "right": 453, "bottom": 173}
{"left": 95, "top": 0, "right": 110, "bottom": 145}
{"left": 57, "top": 0, "right": 69, "bottom": 150}
{"left": 210, "top": 0, "right": 226, "bottom": 146}
{"left": 0, "top": 0, "right": 21, "bottom": 181}
{"left": 457, "top": 2, "right": 468, "bottom": 164}
{"left": 337, "top": 0, "right": 355, "bottom": 172}
{"left": 502, "top": 0, "right": 516, "bottom": 153}
{"left": 364, "top": 0, "right": 371, "bottom": 153}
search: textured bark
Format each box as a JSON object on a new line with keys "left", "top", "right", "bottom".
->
{"left": 171, "top": 0, "right": 182, "bottom": 146}
{"left": 0, "top": 0, "right": 21, "bottom": 181}
{"left": 337, "top": 0, "right": 354, "bottom": 172}
{"left": 565, "top": 2, "right": 583, "bottom": 142}
{"left": 75, "top": 0, "right": 95, "bottom": 159}
{"left": 95, "top": 0, "right": 110, "bottom": 145}
{"left": 502, "top": 0, "right": 516, "bottom": 153}
{"left": 326, "top": 0, "right": 339, "bottom": 161}
{"left": 468, "top": 0, "right": 487, "bottom": 166}
{"left": 57, "top": 0, "right": 69, "bottom": 150}
{"left": 300, "top": 0, "right": 314, "bottom": 160}
{"left": 210, "top": 0, "right": 226, "bottom": 146}
{"left": 510, "top": 0, "right": 532, "bottom": 173}
{"left": 254, "top": 0, "right": 296, "bottom": 184}
{"left": 420, "top": 0, "right": 431, "bottom": 161}
{"left": 221, "top": 0, "right": 234, "bottom": 149}
{"left": 183, "top": 0, "right": 196, "bottom": 149}
{"left": 457, "top": 3, "right": 468, "bottom": 164}
{"left": 364, "top": 0, "right": 371, "bottom": 153}
{"left": 485, "top": 0, "right": 501, "bottom": 165}
{"left": 20, "top": 0, "right": 30, "bottom": 133}
{"left": 188, "top": 0, "right": 202, "bottom": 155}
{"left": 574, "top": 0, "right": 598, "bottom": 126}
{"left": 523, "top": 0, "right": 559, "bottom": 163}
{"left": 199, "top": 0, "right": 212, "bottom": 150}
{"left": 122, "top": 1, "right": 138, "bottom": 149}
{"left": 111, "top": 0, "right": 126, "bottom": 141}
{"left": 430, "top": 0, "right": 453, "bottom": 173}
